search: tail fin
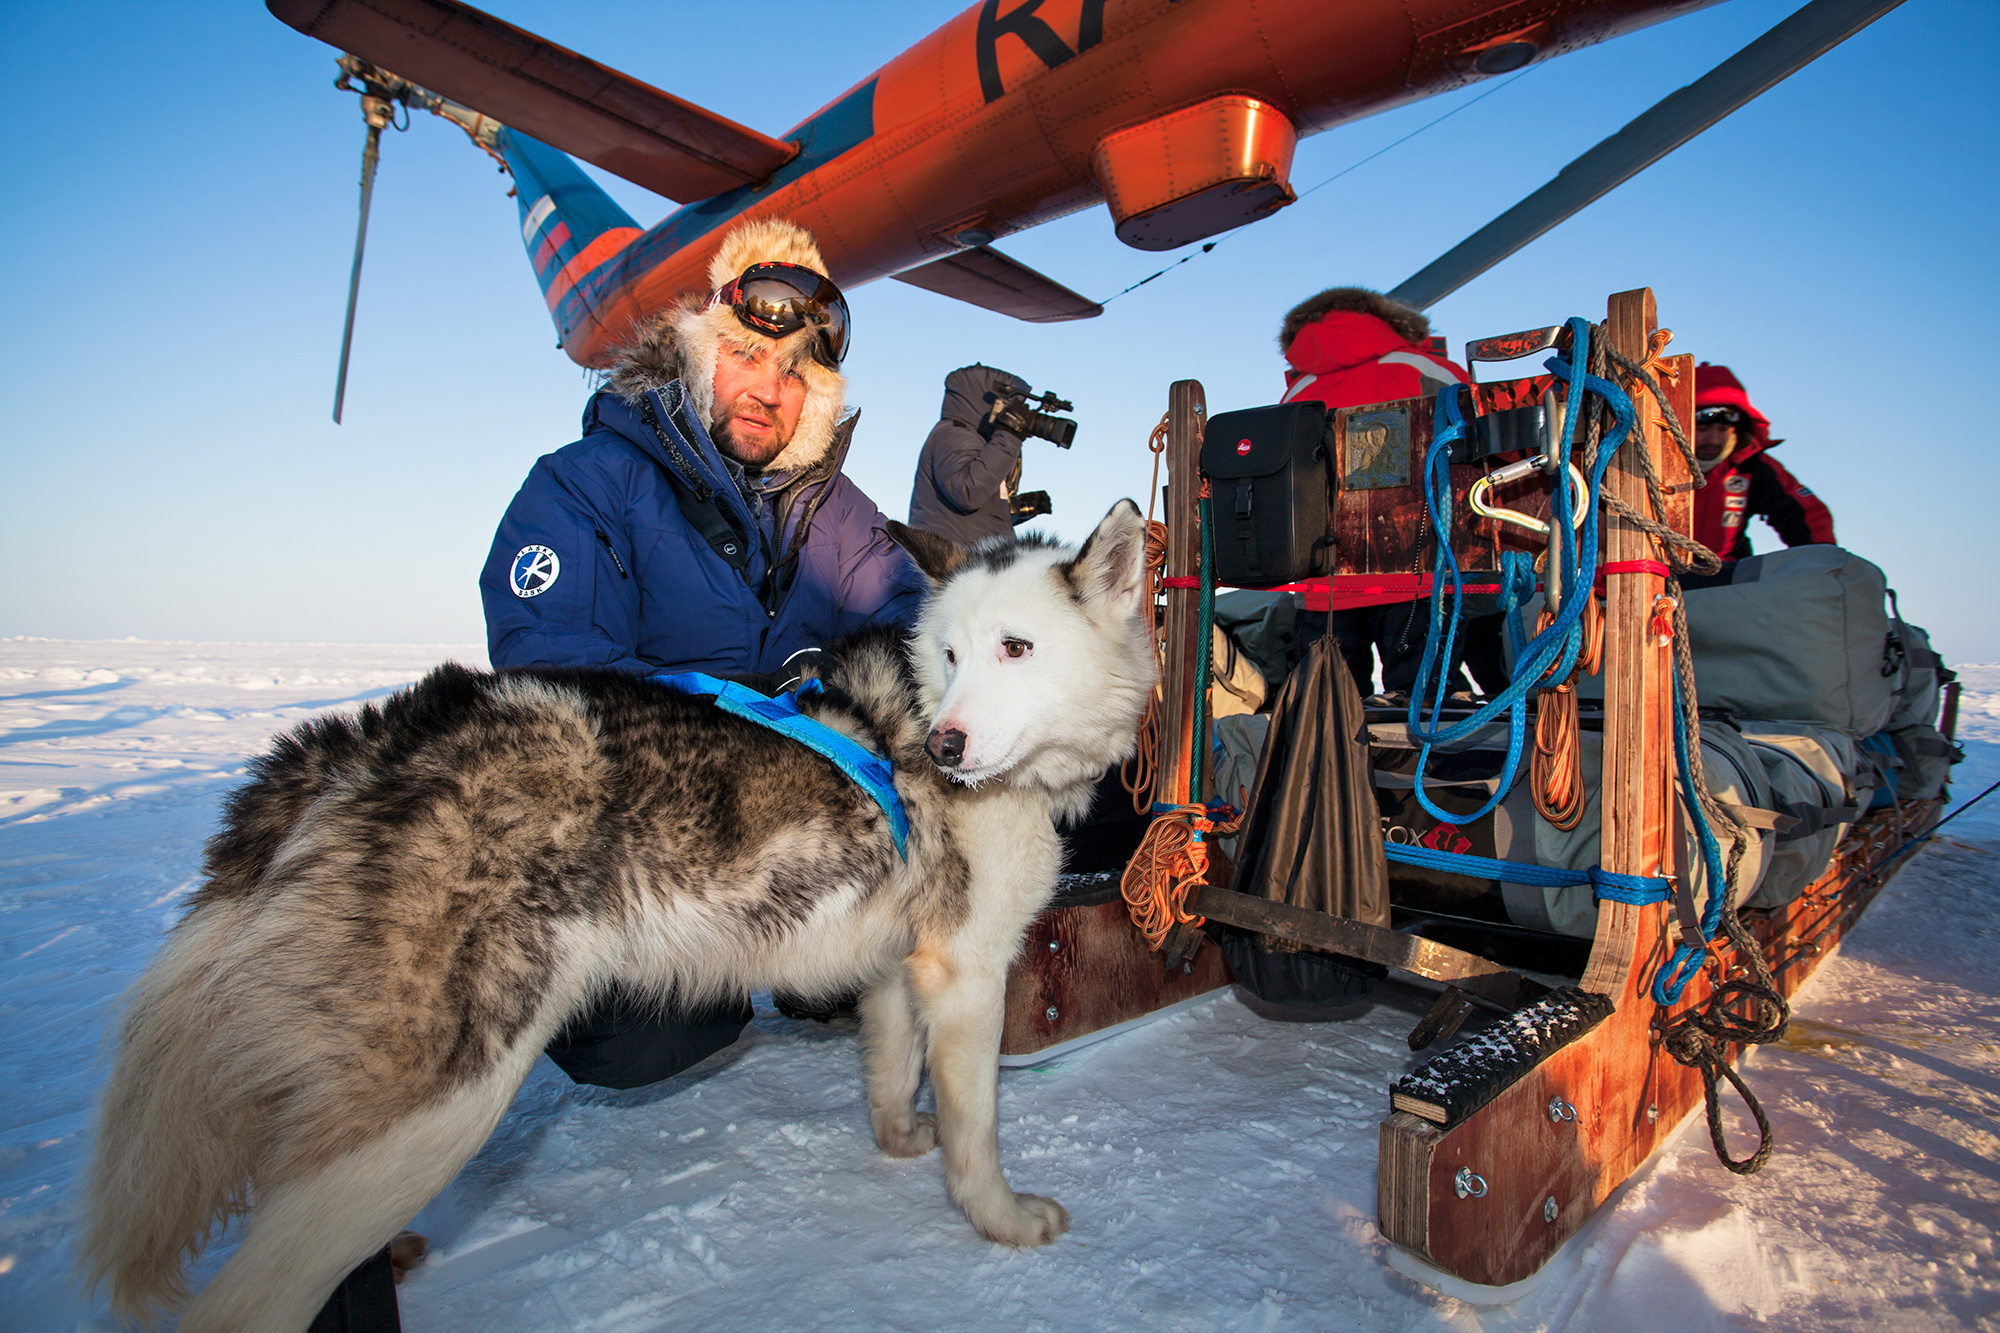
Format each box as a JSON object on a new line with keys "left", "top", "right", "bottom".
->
{"left": 498, "top": 128, "right": 644, "bottom": 345}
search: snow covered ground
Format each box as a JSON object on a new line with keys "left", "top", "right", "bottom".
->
{"left": 2, "top": 640, "right": 1997, "bottom": 1331}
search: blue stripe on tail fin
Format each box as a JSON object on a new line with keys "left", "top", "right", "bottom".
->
{"left": 497, "top": 129, "right": 642, "bottom": 334}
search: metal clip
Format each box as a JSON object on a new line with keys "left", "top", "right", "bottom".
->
{"left": 1539, "top": 386, "right": 1569, "bottom": 475}
{"left": 1468, "top": 459, "right": 1589, "bottom": 538}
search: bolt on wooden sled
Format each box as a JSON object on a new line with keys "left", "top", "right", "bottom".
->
{"left": 996, "top": 287, "right": 1964, "bottom": 1294}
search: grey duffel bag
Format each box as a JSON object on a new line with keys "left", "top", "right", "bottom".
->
{"left": 1889, "top": 722, "right": 1962, "bottom": 803}
{"left": 1369, "top": 719, "right": 1774, "bottom": 939}
{"left": 1682, "top": 546, "right": 1903, "bottom": 735}
{"left": 1739, "top": 720, "right": 1874, "bottom": 908}
{"left": 1213, "top": 589, "right": 1304, "bottom": 693}
{"left": 1883, "top": 597, "right": 1956, "bottom": 732}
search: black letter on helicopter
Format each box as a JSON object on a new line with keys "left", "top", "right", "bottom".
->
{"left": 978, "top": 0, "right": 1110, "bottom": 104}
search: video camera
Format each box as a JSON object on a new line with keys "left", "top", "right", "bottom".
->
{"left": 986, "top": 385, "right": 1078, "bottom": 448}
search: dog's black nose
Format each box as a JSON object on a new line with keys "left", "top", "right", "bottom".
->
{"left": 927, "top": 727, "right": 967, "bottom": 767}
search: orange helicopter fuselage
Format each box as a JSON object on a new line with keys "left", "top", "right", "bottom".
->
{"left": 543, "top": 0, "right": 1711, "bottom": 365}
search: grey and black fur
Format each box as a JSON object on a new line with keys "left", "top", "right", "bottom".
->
{"left": 79, "top": 501, "right": 1157, "bottom": 1332}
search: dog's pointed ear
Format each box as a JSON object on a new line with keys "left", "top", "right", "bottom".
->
{"left": 1065, "top": 500, "right": 1150, "bottom": 614}
{"left": 887, "top": 521, "right": 967, "bottom": 586}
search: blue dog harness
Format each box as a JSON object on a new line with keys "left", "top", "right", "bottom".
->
{"left": 647, "top": 672, "right": 910, "bottom": 859}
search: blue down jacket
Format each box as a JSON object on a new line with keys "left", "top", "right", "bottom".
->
{"left": 481, "top": 380, "right": 927, "bottom": 677}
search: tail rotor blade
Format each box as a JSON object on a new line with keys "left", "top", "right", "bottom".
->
{"left": 332, "top": 120, "right": 383, "bottom": 425}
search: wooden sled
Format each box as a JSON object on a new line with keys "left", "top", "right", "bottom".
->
{"left": 1005, "top": 286, "right": 1959, "bottom": 1290}
{"left": 1368, "top": 289, "right": 1959, "bottom": 1288}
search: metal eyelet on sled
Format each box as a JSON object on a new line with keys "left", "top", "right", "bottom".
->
{"left": 1454, "top": 1167, "right": 1487, "bottom": 1199}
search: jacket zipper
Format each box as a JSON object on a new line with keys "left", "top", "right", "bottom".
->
{"left": 594, "top": 529, "right": 630, "bottom": 580}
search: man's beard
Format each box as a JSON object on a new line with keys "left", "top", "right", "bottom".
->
{"left": 711, "top": 415, "right": 787, "bottom": 469}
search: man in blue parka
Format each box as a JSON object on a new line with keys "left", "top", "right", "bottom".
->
{"left": 480, "top": 218, "right": 928, "bottom": 1089}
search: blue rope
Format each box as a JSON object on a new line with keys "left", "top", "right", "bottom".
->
{"left": 1382, "top": 315, "right": 1739, "bottom": 1005}
{"left": 1498, "top": 549, "right": 1538, "bottom": 661}
{"left": 1651, "top": 663, "right": 1731, "bottom": 1004}
{"left": 1383, "top": 840, "right": 1669, "bottom": 902}
{"left": 1402, "top": 318, "right": 1635, "bottom": 825}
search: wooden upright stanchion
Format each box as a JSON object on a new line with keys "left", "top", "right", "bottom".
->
{"left": 1153, "top": 380, "right": 1207, "bottom": 808}
{"left": 994, "top": 378, "right": 1234, "bottom": 1060}
{"left": 1583, "top": 289, "right": 1687, "bottom": 995}
{"left": 1377, "top": 293, "right": 1704, "bottom": 1288}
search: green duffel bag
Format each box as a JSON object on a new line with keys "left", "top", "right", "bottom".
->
{"left": 1739, "top": 720, "right": 1873, "bottom": 908}
{"left": 1681, "top": 546, "right": 1903, "bottom": 735}
{"left": 1369, "top": 718, "right": 1774, "bottom": 939}
{"left": 1889, "top": 722, "right": 1963, "bottom": 802}
{"left": 1884, "top": 597, "right": 1956, "bottom": 732}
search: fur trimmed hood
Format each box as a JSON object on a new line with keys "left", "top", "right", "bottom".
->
{"left": 1278, "top": 287, "right": 1430, "bottom": 352}
{"left": 603, "top": 218, "right": 847, "bottom": 476}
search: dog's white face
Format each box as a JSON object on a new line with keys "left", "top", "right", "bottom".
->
{"left": 894, "top": 502, "right": 1157, "bottom": 797}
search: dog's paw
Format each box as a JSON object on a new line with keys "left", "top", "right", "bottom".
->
{"left": 389, "top": 1230, "right": 429, "bottom": 1283}
{"left": 873, "top": 1110, "right": 939, "bottom": 1158}
{"left": 974, "top": 1193, "right": 1070, "bottom": 1248}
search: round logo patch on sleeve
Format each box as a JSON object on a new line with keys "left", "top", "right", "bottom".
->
{"left": 510, "top": 545, "right": 560, "bottom": 598}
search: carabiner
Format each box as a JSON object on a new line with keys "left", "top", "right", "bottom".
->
{"left": 1468, "top": 459, "right": 1589, "bottom": 538}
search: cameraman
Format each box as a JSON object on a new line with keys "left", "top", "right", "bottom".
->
{"left": 908, "top": 364, "right": 1040, "bottom": 545}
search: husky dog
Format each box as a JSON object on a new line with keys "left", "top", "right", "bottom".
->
{"left": 79, "top": 502, "right": 1156, "bottom": 1331}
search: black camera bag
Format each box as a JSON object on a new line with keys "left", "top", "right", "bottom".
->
{"left": 1200, "top": 402, "right": 1333, "bottom": 588}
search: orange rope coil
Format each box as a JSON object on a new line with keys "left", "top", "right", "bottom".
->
{"left": 1531, "top": 594, "right": 1604, "bottom": 832}
{"left": 1119, "top": 513, "right": 1174, "bottom": 814}
{"left": 1120, "top": 802, "right": 1243, "bottom": 951}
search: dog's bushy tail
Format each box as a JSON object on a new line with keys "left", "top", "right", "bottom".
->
{"left": 78, "top": 898, "right": 272, "bottom": 1322}
{"left": 77, "top": 700, "right": 376, "bottom": 1320}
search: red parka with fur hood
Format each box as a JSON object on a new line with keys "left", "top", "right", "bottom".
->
{"left": 1279, "top": 287, "right": 1469, "bottom": 410}
{"left": 1277, "top": 289, "right": 1470, "bottom": 611}
{"left": 1692, "top": 363, "right": 1836, "bottom": 564}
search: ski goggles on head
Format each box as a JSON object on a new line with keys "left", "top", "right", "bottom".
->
{"left": 1695, "top": 406, "right": 1746, "bottom": 427}
{"left": 706, "top": 262, "right": 850, "bottom": 369}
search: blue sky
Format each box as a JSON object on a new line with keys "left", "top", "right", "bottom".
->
{"left": 2, "top": 1, "right": 1995, "bottom": 658}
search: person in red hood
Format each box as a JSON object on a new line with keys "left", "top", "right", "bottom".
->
{"left": 1277, "top": 288, "right": 1504, "bottom": 695}
{"left": 1692, "top": 363, "right": 1836, "bottom": 565}
{"left": 1280, "top": 286, "right": 1469, "bottom": 408}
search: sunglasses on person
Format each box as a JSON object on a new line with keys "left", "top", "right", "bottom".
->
{"left": 706, "top": 262, "right": 851, "bottom": 369}
{"left": 1695, "top": 406, "right": 1745, "bottom": 427}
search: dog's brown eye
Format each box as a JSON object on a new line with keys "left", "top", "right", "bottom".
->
{"left": 944, "top": 648, "right": 956, "bottom": 666}
{"left": 1002, "top": 639, "right": 1031, "bottom": 658}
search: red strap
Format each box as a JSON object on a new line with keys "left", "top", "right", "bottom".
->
{"left": 1598, "top": 559, "right": 1672, "bottom": 579}
{"left": 1160, "top": 576, "right": 1200, "bottom": 589}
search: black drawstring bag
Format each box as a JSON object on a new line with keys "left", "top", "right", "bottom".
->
{"left": 1216, "top": 631, "right": 1390, "bottom": 1012}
